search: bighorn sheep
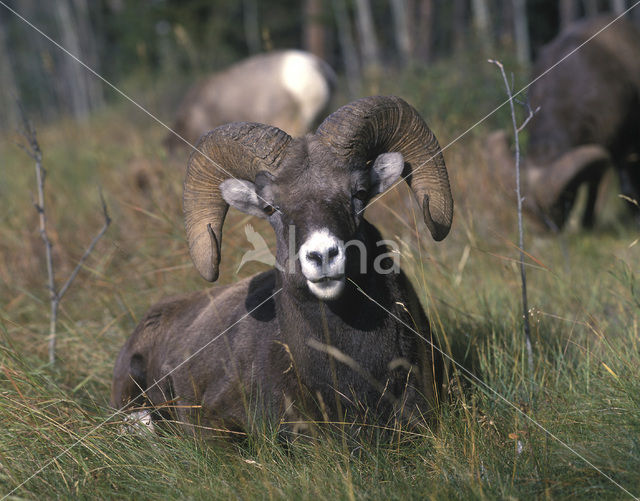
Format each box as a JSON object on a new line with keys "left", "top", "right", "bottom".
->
{"left": 164, "top": 50, "right": 335, "bottom": 151}
{"left": 112, "top": 96, "right": 453, "bottom": 437}
{"left": 488, "top": 16, "right": 640, "bottom": 228}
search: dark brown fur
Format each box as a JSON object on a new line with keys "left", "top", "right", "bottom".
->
{"left": 528, "top": 15, "right": 640, "bottom": 226}
{"left": 112, "top": 134, "right": 443, "bottom": 438}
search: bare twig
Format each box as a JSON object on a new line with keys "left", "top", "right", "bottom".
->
{"left": 57, "top": 190, "right": 111, "bottom": 300}
{"left": 18, "top": 107, "right": 111, "bottom": 366}
{"left": 488, "top": 59, "right": 539, "bottom": 376}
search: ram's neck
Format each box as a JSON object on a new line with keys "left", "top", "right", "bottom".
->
{"left": 273, "top": 218, "right": 412, "bottom": 377}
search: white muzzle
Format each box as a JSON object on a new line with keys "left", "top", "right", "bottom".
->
{"left": 299, "top": 229, "right": 346, "bottom": 300}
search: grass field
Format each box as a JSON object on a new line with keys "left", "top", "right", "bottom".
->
{"left": 1, "top": 58, "right": 639, "bottom": 499}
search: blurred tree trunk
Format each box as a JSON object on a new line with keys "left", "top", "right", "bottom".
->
{"left": 452, "top": 0, "right": 467, "bottom": 53}
{"left": 332, "top": 0, "right": 361, "bottom": 96}
{"left": 54, "top": 0, "right": 91, "bottom": 120}
{"left": 513, "top": 0, "right": 531, "bottom": 65}
{"left": 499, "top": 0, "right": 514, "bottom": 46}
{"left": 354, "top": 0, "right": 381, "bottom": 76}
{"left": 583, "top": 0, "right": 599, "bottom": 16}
{"left": 72, "top": 0, "right": 103, "bottom": 109}
{"left": 560, "top": 0, "right": 579, "bottom": 28}
{"left": 243, "top": 0, "right": 261, "bottom": 54}
{"left": 414, "top": 0, "right": 435, "bottom": 61}
{"left": 390, "top": 0, "right": 411, "bottom": 65}
{"left": 471, "top": 0, "right": 493, "bottom": 54}
{"left": 304, "top": 0, "right": 326, "bottom": 59}
{"left": 20, "top": 0, "right": 58, "bottom": 120}
{"left": 609, "top": 0, "right": 626, "bottom": 14}
{"left": 0, "top": 12, "right": 20, "bottom": 129}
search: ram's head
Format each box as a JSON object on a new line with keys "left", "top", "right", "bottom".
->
{"left": 184, "top": 96, "right": 454, "bottom": 299}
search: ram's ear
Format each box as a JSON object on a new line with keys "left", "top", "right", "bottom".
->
{"left": 220, "top": 179, "right": 268, "bottom": 218}
{"left": 370, "top": 152, "right": 404, "bottom": 195}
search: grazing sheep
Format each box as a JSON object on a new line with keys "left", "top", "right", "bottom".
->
{"left": 164, "top": 50, "right": 336, "bottom": 152}
{"left": 112, "top": 96, "right": 453, "bottom": 437}
{"left": 488, "top": 15, "right": 640, "bottom": 229}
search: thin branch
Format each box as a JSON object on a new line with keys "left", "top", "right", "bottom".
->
{"left": 517, "top": 107, "right": 539, "bottom": 133}
{"left": 58, "top": 189, "right": 111, "bottom": 300}
{"left": 20, "top": 107, "right": 58, "bottom": 365}
{"left": 18, "top": 105, "right": 111, "bottom": 366}
{"left": 488, "top": 59, "right": 539, "bottom": 377}
{"left": 16, "top": 141, "right": 37, "bottom": 160}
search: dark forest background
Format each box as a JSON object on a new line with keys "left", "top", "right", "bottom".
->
{"left": 1, "top": 0, "right": 639, "bottom": 130}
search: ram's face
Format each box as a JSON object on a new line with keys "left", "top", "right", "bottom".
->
{"left": 220, "top": 139, "right": 404, "bottom": 301}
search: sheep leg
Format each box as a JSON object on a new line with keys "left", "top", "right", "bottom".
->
{"left": 581, "top": 178, "right": 600, "bottom": 228}
{"left": 618, "top": 158, "right": 640, "bottom": 223}
{"left": 619, "top": 162, "right": 640, "bottom": 200}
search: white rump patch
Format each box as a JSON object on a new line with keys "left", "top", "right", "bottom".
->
{"left": 280, "top": 51, "right": 330, "bottom": 130}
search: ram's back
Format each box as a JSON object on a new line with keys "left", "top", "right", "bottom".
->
{"left": 528, "top": 16, "right": 640, "bottom": 164}
{"left": 166, "top": 50, "right": 333, "bottom": 150}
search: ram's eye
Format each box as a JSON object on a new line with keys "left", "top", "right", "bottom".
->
{"left": 263, "top": 204, "right": 277, "bottom": 216}
{"left": 353, "top": 190, "right": 368, "bottom": 202}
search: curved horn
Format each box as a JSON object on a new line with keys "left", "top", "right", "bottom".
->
{"left": 184, "top": 123, "right": 292, "bottom": 281}
{"left": 316, "top": 95, "right": 453, "bottom": 241}
{"left": 486, "top": 130, "right": 611, "bottom": 225}
{"left": 528, "top": 145, "right": 611, "bottom": 210}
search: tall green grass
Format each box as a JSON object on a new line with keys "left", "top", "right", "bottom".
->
{"left": 1, "top": 62, "right": 639, "bottom": 499}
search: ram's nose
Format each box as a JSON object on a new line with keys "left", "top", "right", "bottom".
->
{"left": 300, "top": 230, "right": 344, "bottom": 275}
{"left": 299, "top": 229, "right": 346, "bottom": 300}
{"left": 305, "top": 244, "right": 340, "bottom": 271}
